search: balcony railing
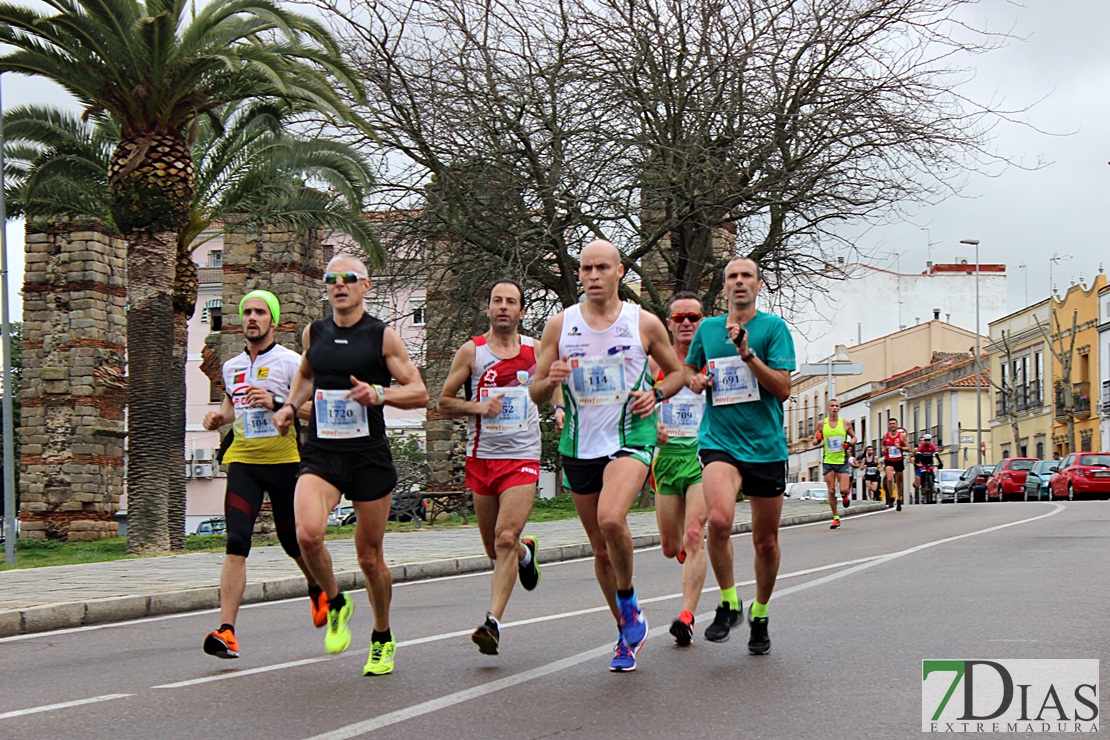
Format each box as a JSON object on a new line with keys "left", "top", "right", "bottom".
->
{"left": 1055, "top": 381, "right": 1091, "bottom": 418}
{"left": 996, "top": 381, "right": 1045, "bottom": 418}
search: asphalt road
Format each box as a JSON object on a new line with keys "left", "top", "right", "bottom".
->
{"left": 2, "top": 502, "right": 1106, "bottom": 739}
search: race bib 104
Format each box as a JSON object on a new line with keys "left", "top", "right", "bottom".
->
{"left": 569, "top": 354, "right": 626, "bottom": 406}
{"left": 242, "top": 408, "right": 278, "bottom": 439}
{"left": 887, "top": 445, "right": 903, "bottom": 459}
{"left": 660, "top": 394, "right": 705, "bottom": 437}
{"left": 708, "top": 356, "right": 760, "bottom": 406}
{"left": 314, "top": 389, "right": 369, "bottom": 439}
{"left": 479, "top": 386, "right": 529, "bottom": 434}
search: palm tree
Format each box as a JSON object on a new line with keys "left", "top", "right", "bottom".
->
{"left": 0, "top": 0, "right": 366, "bottom": 552}
{"left": 5, "top": 101, "right": 381, "bottom": 550}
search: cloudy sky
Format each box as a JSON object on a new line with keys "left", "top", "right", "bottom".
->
{"left": 2, "top": 0, "right": 1107, "bottom": 321}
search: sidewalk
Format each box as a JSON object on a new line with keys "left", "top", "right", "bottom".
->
{"left": 0, "top": 499, "right": 883, "bottom": 637}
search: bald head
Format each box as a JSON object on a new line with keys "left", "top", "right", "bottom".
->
{"left": 582, "top": 239, "right": 620, "bottom": 263}
{"left": 578, "top": 239, "right": 624, "bottom": 301}
{"left": 326, "top": 255, "right": 369, "bottom": 276}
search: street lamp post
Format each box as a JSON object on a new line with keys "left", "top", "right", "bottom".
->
{"left": 0, "top": 72, "right": 15, "bottom": 563}
{"left": 961, "top": 239, "right": 982, "bottom": 467}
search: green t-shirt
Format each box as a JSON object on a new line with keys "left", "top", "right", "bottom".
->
{"left": 685, "top": 312, "right": 795, "bottom": 463}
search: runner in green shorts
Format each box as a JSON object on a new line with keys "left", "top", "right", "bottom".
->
{"left": 649, "top": 291, "right": 709, "bottom": 647}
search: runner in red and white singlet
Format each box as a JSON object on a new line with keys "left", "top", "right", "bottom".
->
{"left": 881, "top": 417, "right": 910, "bottom": 511}
{"left": 438, "top": 279, "right": 551, "bottom": 656}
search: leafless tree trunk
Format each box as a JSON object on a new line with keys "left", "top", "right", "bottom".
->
{"left": 1041, "top": 308, "right": 1079, "bottom": 454}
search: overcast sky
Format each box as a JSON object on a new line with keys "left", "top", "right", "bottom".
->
{"left": 2, "top": 0, "right": 1108, "bottom": 321}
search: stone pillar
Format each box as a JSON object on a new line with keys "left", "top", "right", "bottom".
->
{"left": 213, "top": 223, "right": 327, "bottom": 358}
{"left": 19, "top": 224, "right": 127, "bottom": 541}
{"left": 204, "top": 224, "right": 327, "bottom": 535}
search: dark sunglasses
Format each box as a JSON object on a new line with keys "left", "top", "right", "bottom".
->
{"left": 324, "top": 271, "right": 367, "bottom": 285}
{"left": 669, "top": 312, "right": 702, "bottom": 324}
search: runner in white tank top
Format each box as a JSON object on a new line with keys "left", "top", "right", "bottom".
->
{"left": 438, "top": 280, "right": 551, "bottom": 656}
{"left": 531, "top": 240, "right": 688, "bottom": 673}
{"left": 556, "top": 302, "right": 656, "bottom": 460}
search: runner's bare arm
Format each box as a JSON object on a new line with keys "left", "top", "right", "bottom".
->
{"left": 379, "top": 326, "right": 431, "bottom": 409}
{"left": 202, "top": 394, "right": 235, "bottom": 431}
{"left": 530, "top": 313, "right": 567, "bottom": 405}
{"left": 274, "top": 325, "right": 315, "bottom": 435}
{"left": 629, "top": 312, "right": 685, "bottom": 416}
{"left": 438, "top": 341, "right": 500, "bottom": 417}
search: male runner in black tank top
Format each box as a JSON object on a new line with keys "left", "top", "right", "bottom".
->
{"left": 274, "top": 255, "right": 429, "bottom": 677}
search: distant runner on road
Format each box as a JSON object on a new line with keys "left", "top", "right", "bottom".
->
{"left": 882, "top": 418, "right": 910, "bottom": 511}
{"left": 815, "top": 399, "right": 855, "bottom": 530}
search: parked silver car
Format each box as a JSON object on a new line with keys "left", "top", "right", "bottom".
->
{"left": 934, "top": 469, "right": 966, "bottom": 503}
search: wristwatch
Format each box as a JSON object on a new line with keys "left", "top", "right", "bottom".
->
{"left": 740, "top": 350, "right": 756, "bottom": 363}
{"left": 653, "top": 387, "right": 665, "bottom": 403}
{"left": 272, "top": 394, "right": 286, "bottom": 412}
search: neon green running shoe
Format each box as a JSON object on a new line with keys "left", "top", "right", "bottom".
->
{"left": 324, "top": 597, "right": 353, "bottom": 654}
{"left": 363, "top": 636, "right": 397, "bottom": 676}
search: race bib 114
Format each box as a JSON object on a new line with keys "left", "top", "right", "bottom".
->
{"left": 569, "top": 354, "right": 626, "bottom": 406}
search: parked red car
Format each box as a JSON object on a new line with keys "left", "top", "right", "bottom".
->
{"left": 1048, "top": 452, "right": 1110, "bottom": 501}
{"left": 985, "top": 458, "right": 1038, "bottom": 501}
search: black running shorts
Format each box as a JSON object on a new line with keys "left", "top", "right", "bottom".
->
{"left": 697, "top": 450, "right": 787, "bottom": 498}
{"left": 298, "top": 442, "right": 397, "bottom": 502}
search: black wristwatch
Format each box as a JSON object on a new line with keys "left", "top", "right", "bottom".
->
{"left": 653, "top": 387, "right": 665, "bottom": 403}
{"left": 272, "top": 394, "right": 286, "bottom": 412}
{"left": 740, "top": 350, "right": 756, "bottom": 363}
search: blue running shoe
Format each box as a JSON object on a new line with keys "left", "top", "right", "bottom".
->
{"left": 617, "top": 591, "right": 648, "bottom": 648}
{"left": 609, "top": 638, "right": 637, "bottom": 672}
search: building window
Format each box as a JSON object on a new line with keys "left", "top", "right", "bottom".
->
{"left": 411, "top": 302, "right": 426, "bottom": 326}
{"left": 202, "top": 299, "right": 223, "bottom": 331}
{"left": 209, "top": 379, "right": 224, "bottom": 403}
{"left": 208, "top": 250, "right": 222, "bottom": 268}
{"left": 1036, "top": 440, "right": 1044, "bottom": 459}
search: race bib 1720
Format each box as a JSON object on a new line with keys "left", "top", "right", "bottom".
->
{"left": 314, "top": 389, "right": 369, "bottom": 439}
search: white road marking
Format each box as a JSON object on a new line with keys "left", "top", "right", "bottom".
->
{"left": 0, "top": 694, "right": 133, "bottom": 721}
{"left": 152, "top": 657, "right": 331, "bottom": 689}
{"left": 303, "top": 643, "right": 617, "bottom": 739}
{"left": 305, "top": 504, "right": 1065, "bottom": 738}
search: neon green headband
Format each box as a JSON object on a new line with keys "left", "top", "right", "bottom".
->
{"left": 239, "top": 290, "right": 280, "bottom": 325}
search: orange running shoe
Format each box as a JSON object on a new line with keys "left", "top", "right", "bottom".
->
{"left": 203, "top": 627, "right": 240, "bottom": 659}
{"left": 310, "top": 589, "right": 329, "bottom": 628}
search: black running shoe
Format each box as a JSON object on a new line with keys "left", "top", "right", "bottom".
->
{"left": 518, "top": 536, "right": 540, "bottom": 591}
{"left": 704, "top": 604, "right": 742, "bottom": 643}
{"left": 669, "top": 611, "right": 695, "bottom": 646}
{"left": 896, "top": 500, "right": 902, "bottom": 512}
{"left": 471, "top": 613, "right": 500, "bottom": 655}
{"left": 748, "top": 615, "right": 771, "bottom": 655}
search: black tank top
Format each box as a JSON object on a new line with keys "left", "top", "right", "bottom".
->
{"left": 306, "top": 313, "right": 391, "bottom": 450}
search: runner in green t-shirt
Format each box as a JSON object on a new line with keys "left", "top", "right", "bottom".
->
{"left": 686, "top": 257, "right": 795, "bottom": 655}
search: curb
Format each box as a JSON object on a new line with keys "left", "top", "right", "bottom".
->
{"left": 0, "top": 503, "right": 885, "bottom": 637}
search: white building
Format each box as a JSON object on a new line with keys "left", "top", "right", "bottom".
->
{"left": 779, "top": 260, "right": 1007, "bottom": 364}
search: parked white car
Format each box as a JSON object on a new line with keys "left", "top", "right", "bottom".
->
{"left": 327, "top": 504, "right": 354, "bottom": 527}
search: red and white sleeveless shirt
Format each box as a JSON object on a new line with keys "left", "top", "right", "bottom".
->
{"left": 466, "top": 335, "right": 541, "bottom": 460}
{"left": 883, "top": 428, "right": 908, "bottom": 462}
